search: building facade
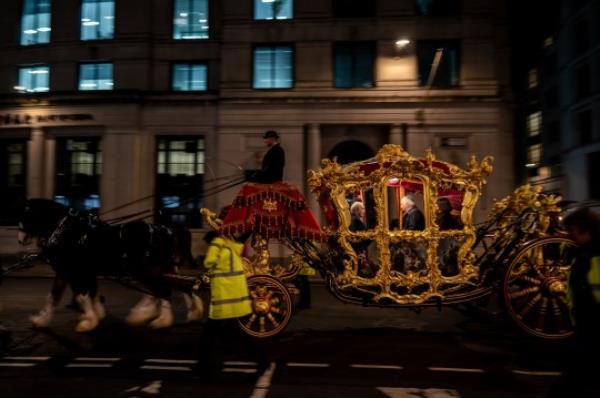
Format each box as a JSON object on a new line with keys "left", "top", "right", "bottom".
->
{"left": 512, "top": 0, "right": 600, "bottom": 203}
{"left": 0, "top": 0, "right": 514, "bottom": 254}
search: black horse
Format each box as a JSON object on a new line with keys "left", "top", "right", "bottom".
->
{"left": 17, "top": 199, "right": 203, "bottom": 332}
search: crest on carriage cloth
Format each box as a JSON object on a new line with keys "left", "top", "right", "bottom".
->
{"left": 262, "top": 199, "right": 278, "bottom": 212}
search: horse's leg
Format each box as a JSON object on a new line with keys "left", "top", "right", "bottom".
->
{"left": 73, "top": 271, "right": 100, "bottom": 333}
{"left": 182, "top": 292, "right": 204, "bottom": 323}
{"left": 30, "top": 276, "right": 67, "bottom": 328}
{"left": 87, "top": 277, "right": 105, "bottom": 320}
{"left": 125, "top": 294, "right": 159, "bottom": 326}
{"left": 147, "top": 272, "right": 174, "bottom": 329}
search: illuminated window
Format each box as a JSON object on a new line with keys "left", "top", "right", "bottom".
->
{"left": 156, "top": 137, "right": 205, "bottom": 227}
{"left": 255, "top": 0, "right": 293, "bottom": 20}
{"left": 81, "top": 0, "right": 114, "bottom": 40}
{"left": 21, "top": 0, "right": 51, "bottom": 46}
{"left": 172, "top": 63, "right": 207, "bottom": 91}
{"left": 55, "top": 138, "right": 102, "bottom": 211}
{"left": 526, "top": 111, "right": 542, "bottom": 137}
{"left": 417, "top": 40, "right": 460, "bottom": 87}
{"left": 333, "top": 42, "right": 375, "bottom": 88}
{"left": 79, "top": 63, "right": 113, "bottom": 90}
{"left": 173, "top": 0, "right": 209, "bottom": 40}
{"left": 253, "top": 45, "right": 293, "bottom": 89}
{"left": 527, "top": 144, "right": 542, "bottom": 165}
{"left": 528, "top": 68, "right": 538, "bottom": 89}
{"left": 0, "top": 141, "right": 27, "bottom": 225}
{"left": 17, "top": 65, "right": 50, "bottom": 93}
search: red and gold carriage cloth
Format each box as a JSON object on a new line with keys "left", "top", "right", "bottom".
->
{"left": 219, "top": 182, "right": 325, "bottom": 241}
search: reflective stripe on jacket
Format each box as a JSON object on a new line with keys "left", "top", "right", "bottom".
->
{"left": 204, "top": 236, "right": 252, "bottom": 320}
{"left": 589, "top": 256, "right": 600, "bottom": 303}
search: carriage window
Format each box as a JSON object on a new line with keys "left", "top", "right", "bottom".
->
{"left": 0, "top": 140, "right": 27, "bottom": 225}
{"left": 346, "top": 187, "right": 377, "bottom": 231}
{"left": 387, "top": 178, "right": 426, "bottom": 231}
{"left": 435, "top": 192, "right": 463, "bottom": 230}
{"left": 55, "top": 138, "right": 102, "bottom": 211}
{"left": 156, "top": 137, "right": 204, "bottom": 227}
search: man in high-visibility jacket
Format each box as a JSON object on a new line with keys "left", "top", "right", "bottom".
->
{"left": 549, "top": 207, "right": 600, "bottom": 397}
{"left": 197, "top": 231, "right": 265, "bottom": 378}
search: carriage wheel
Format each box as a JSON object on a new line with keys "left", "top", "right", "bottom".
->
{"left": 503, "top": 237, "right": 576, "bottom": 340}
{"left": 238, "top": 275, "right": 293, "bottom": 338}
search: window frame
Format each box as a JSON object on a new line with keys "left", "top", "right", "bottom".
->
{"left": 20, "top": 0, "right": 52, "bottom": 46}
{"left": 54, "top": 137, "right": 102, "bottom": 211}
{"left": 155, "top": 135, "right": 205, "bottom": 228}
{"left": 172, "top": 0, "right": 210, "bottom": 40}
{"left": 17, "top": 64, "right": 50, "bottom": 93}
{"left": 253, "top": 0, "right": 294, "bottom": 21}
{"left": 78, "top": 62, "right": 114, "bottom": 91}
{"left": 0, "top": 139, "right": 28, "bottom": 226}
{"left": 416, "top": 39, "right": 461, "bottom": 88}
{"left": 170, "top": 62, "right": 209, "bottom": 92}
{"left": 79, "top": 0, "right": 116, "bottom": 41}
{"left": 332, "top": 41, "right": 376, "bottom": 89}
{"left": 251, "top": 43, "right": 295, "bottom": 90}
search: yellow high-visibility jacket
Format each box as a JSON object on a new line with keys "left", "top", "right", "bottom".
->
{"left": 204, "top": 236, "right": 252, "bottom": 320}
{"left": 567, "top": 256, "right": 600, "bottom": 323}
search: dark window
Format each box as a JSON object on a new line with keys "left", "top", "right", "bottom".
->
{"left": 546, "top": 120, "right": 560, "bottom": 144}
{"left": 254, "top": 0, "right": 293, "bottom": 20}
{"left": 332, "top": 0, "right": 375, "bottom": 17}
{"left": 55, "top": 138, "right": 102, "bottom": 211}
{"left": 574, "top": 63, "right": 591, "bottom": 100}
{"left": 589, "top": 151, "right": 600, "bottom": 199}
{"left": 417, "top": 40, "right": 460, "bottom": 87}
{"left": 416, "top": 0, "right": 460, "bottom": 16}
{"left": 253, "top": 45, "right": 293, "bottom": 89}
{"left": 574, "top": 19, "right": 590, "bottom": 56}
{"left": 0, "top": 140, "right": 27, "bottom": 225}
{"left": 333, "top": 42, "right": 375, "bottom": 88}
{"left": 544, "top": 87, "right": 559, "bottom": 109}
{"left": 576, "top": 110, "right": 593, "bottom": 146}
{"left": 156, "top": 137, "right": 204, "bottom": 227}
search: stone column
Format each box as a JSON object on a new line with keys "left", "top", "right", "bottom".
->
{"left": 43, "top": 137, "right": 56, "bottom": 199}
{"left": 306, "top": 124, "right": 321, "bottom": 221}
{"left": 27, "top": 128, "right": 45, "bottom": 198}
{"left": 389, "top": 124, "right": 403, "bottom": 146}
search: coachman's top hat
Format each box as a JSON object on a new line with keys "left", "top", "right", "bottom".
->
{"left": 263, "top": 130, "right": 279, "bottom": 139}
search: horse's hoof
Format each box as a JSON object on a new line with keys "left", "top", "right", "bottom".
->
{"left": 30, "top": 310, "right": 52, "bottom": 328}
{"left": 186, "top": 295, "right": 204, "bottom": 323}
{"left": 148, "top": 300, "right": 173, "bottom": 329}
{"left": 75, "top": 315, "right": 99, "bottom": 333}
{"left": 126, "top": 307, "right": 159, "bottom": 327}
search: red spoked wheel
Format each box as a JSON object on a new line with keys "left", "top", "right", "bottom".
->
{"left": 238, "top": 275, "right": 293, "bottom": 338}
{"left": 503, "top": 237, "right": 576, "bottom": 340}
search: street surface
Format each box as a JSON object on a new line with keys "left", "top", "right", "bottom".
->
{"left": 0, "top": 272, "right": 586, "bottom": 398}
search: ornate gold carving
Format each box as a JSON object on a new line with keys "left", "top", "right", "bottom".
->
{"left": 262, "top": 198, "right": 278, "bottom": 212}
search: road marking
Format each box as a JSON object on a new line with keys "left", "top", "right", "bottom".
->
{"left": 428, "top": 367, "right": 485, "bottom": 373}
{"left": 223, "top": 361, "right": 258, "bottom": 366}
{"left": 378, "top": 387, "right": 461, "bottom": 398}
{"left": 66, "top": 364, "right": 113, "bottom": 368}
{"left": 286, "top": 362, "right": 330, "bottom": 368}
{"left": 512, "top": 370, "right": 562, "bottom": 377}
{"left": 0, "top": 362, "right": 36, "bottom": 367}
{"left": 222, "top": 367, "right": 258, "bottom": 374}
{"left": 2, "top": 356, "right": 50, "bottom": 361}
{"left": 140, "top": 365, "right": 192, "bottom": 372}
{"left": 250, "top": 363, "right": 276, "bottom": 398}
{"left": 351, "top": 364, "right": 404, "bottom": 370}
{"left": 74, "top": 357, "right": 120, "bottom": 362}
{"left": 145, "top": 359, "right": 198, "bottom": 365}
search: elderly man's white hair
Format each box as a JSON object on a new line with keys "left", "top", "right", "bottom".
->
{"left": 350, "top": 201, "right": 365, "bottom": 215}
{"left": 401, "top": 196, "right": 415, "bottom": 207}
